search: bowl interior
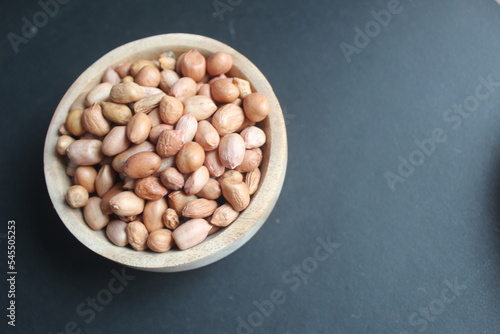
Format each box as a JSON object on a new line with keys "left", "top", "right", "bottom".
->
{"left": 44, "top": 33, "right": 287, "bottom": 272}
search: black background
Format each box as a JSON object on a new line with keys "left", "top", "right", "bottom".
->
{"left": 2, "top": 0, "right": 500, "bottom": 333}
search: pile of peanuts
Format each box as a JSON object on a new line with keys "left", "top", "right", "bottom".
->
{"left": 56, "top": 49, "right": 269, "bottom": 252}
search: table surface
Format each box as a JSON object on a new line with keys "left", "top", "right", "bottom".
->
{"left": 2, "top": 0, "right": 500, "bottom": 333}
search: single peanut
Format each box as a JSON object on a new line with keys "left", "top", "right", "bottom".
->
{"left": 243, "top": 92, "right": 270, "bottom": 122}
{"left": 175, "top": 113, "right": 198, "bottom": 144}
{"left": 184, "top": 166, "right": 210, "bottom": 195}
{"left": 123, "top": 151, "right": 162, "bottom": 178}
{"left": 240, "top": 126, "right": 266, "bottom": 149}
{"left": 130, "top": 59, "right": 157, "bottom": 77}
{"left": 195, "top": 120, "right": 220, "bottom": 151}
{"left": 126, "top": 221, "right": 149, "bottom": 251}
{"left": 149, "top": 124, "right": 174, "bottom": 144}
{"left": 100, "top": 182, "right": 124, "bottom": 215}
{"left": 183, "top": 95, "right": 217, "bottom": 121}
{"left": 82, "top": 104, "right": 111, "bottom": 136}
{"left": 110, "top": 82, "right": 145, "bottom": 103}
{"left": 95, "top": 164, "right": 116, "bottom": 197}
{"left": 67, "top": 139, "right": 104, "bottom": 166}
{"left": 74, "top": 166, "right": 97, "bottom": 193}
{"left": 181, "top": 49, "right": 206, "bottom": 82}
{"left": 206, "top": 52, "right": 233, "bottom": 76}
{"left": 245, "top": 167, "right": 261, "bottom": 195}
{"left": 172, "top": 218, "right": 212, "bottom": 250}
{"left": 134, "top": 176, "right": 168, "bottom": 201}
{"left": 101, "top": 101, "right": 132, "bottom": 125}
{"left": 168, "top": 191, "right": 198, "bottom": 216}
{"left": 102, "top": 67, "right": 121, "bottom": 85}
{"left": 163, "top": 208, "right": 180, "bottom": 230}
{"left": 235, "top": 148, "right": 263, "bottom": 173}
{"left": 159, "top": 95, "right": 184, "bottom": 124}
{"left": 159, "top": 69, "right": 180, "bottom": 93}
{"left": 176, "top": 142, "right": 205, "bottom": 173}
{"left": 211, "top": 104, "right": 245, "bottom": 136}
{"left": 197, "top": 178, "right": 221, "bottom": 200}
{"left": 160, "top": 167, "right": 185, "bottom": 190}
{"left": 56, "top": 135, "right": 75, "bottom": 156}
{"left": 115, "top": 62, "right": 132, "bottom": 78}
{"left": 109, "top": 191, "right": 145, "bottom": 216}
{"left": 106, "top": 220, "right": 128, "bottom": 247}
{"left": 102, "top": 126, "right": 131, "bottom": 156}
{"left": 210, "top": 203, "right": 239, "bottom": 227}
{"left": 143, "top": 198, "right": 168, "bottom": 232}
{"left": 126, "top": 112, "right": 151, "bottom": 144}
{"left": 112, "top": 141, "right": 155, "bottom": 173}
{"left": 156, "top": 129, "right": 184, "bottom": 158}
{"left": 85, "top": 82, "right": 112, "bottom": 106}
{"left": 83, "top": 197, "right": 110, "bottom": 230}
{"left": 219, "top": 133, "right": 245, "bottom": 169}
{"left": 135, "top": 65, "right": 161, "bottom": 87}
{"left": 204, "top": 149, "right": 226, "bottom": 177}
{"left": 65, "top": 185, "right": 89, "bottom": 208}
{"left": 147, "top": 229, "right": 174, "bottom": 252}
{"left": 65, "top": 109, "right": 85, "bottom": 136}
{"left": 169, "top": 77, "right": 197, "bottom": 101}
{"left": 182, "top": 198, "right": 218, "bottom": 218}
{"left": 220, "top": 176, "right": 250, "bottom": 212}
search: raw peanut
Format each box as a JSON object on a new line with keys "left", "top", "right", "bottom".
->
{"left": 175, "top": 113, "right": 198, "bottom": 144}
{"left": 220, "top": 176, "right": 250, "bottom": 212}
{"left": 245, "top": 168, "right": 261, "bottom": 195}
{"left": 160, "top": 167, "right": 185, "bottom": 190}
{"left": 143, "top": 198, "right": 168, "bottom": 232}
{"left": 169, "top": 77, "right": 197, "bottom": 101}
{"left": 204, "top": 149, "right": 225, "bottom": 177}
{"left": 182, "top": 198, "right": 218, "bottom": 218}
{"left": 175, "top": 52, "right": 187, "bottom": 72}
{"left": 83, "top": 197, "right": 110, "bottom": 230}
{"left": 197, "top": 178, "right": 221, "bottom": 200}
{"left": 159, "top": 69, "right": 180, "bottom": 93}
{"left": 102, "top": 67, "right": 121, "bottom": 85}
{"left": 56, "top": 135, "right": 75, "bottom": 155}
{"left": 211, "top": 104, "right": 245, "bottom": 136}
{"left": 82, "top": 104, "right": 110, "bottom": 136}
{"left": 163, "top": 208, "right": 180, "bottom": 230}
{"left": 74, "top": 166, "right": 97, "bottom": 193}
{"left": 231, "top": 98, "right": 242, "bottom": 107}
{"left": 197, "top": 83, "right": 211, "bottom": 97}
{"left": 59, "top": 123, "right": 70, "bottom": 135}
{"left": 109, "top": 191, "right": 145, "bottom": 216}
{"left": 149, "top": 124, "right": 173, "bottom": 144}
{"left": 95, "top": 164, "right": 116, "bottom": 197}
{"left": 123, "top": 176, "right": 137, "bottom": 190}
{"left": 67, "top": 139, "right": 104, "bottom": 166}
{"left": 122, "top": 76, "right": 134, "bottom": 83}
{"left": 183, "top": 95, "right": 217, "bottom": 121}
{"left": 181, "top": 49, "right": 206, "bottom": 82}
{"left": 65, "top": 185, "right": 89, "bottom": 208}
{"left": 110, "top": 82, "right": 144, "bottom": 103}
{"left": 101, "top": 101, "right": 132, "bottom": 125}
{"left": 106, "top": 220, "right": 128, "bottom": 247}
{"left": 211, "top": 79, "right": 239, "bottom": 103}
{"left": 159, "top": 95, "right": 184, "bottom": 124}
{"left": 159, "top": 56, "right": 176, "bottom": 71}
{"left": 66, "top": 161, "right": 77, "bottom": 177}
{"left": 134, "top": 176, "right": 168, "bottom": 201}
{"left": 176, "top": 142, "right": 205, "bottom": 173}
{"left": 172, "top": 218, "right": 212, "bottom": 250}
{"left": 219, "top": 170, "right": 244, "bottom": 184}
{"left": 100, "top": 182, "right": 124, "bottom": 215}
{"left": 195, "top": 120, "right": 220, "bottom": 151}
{"left": 184, "top": 166, "right": 210, "bottom": 195}
{"left": 135, "top": 65, "right": 161, "bottom": 87}
{"left": 243, "top": 92, "right": 270, "bottom": 122}
{"left": 126, "top": 112, "right": 151, "bottom": 144}
{"left": 219, "top": 133, "right": 245, "bottom": 169}
{"left": 156, "top": 156, "right": 176, "bottom": 175}
{"left": 65, "top": 109, "right": 85, "bottom": 136}
{"left": 237, "top": 117, "right": 256, "bottom": 132}
{"left": 207, "top": 52, "right": 233, "bottom": 76}
{"left": 126, "top": 221, "right": 149, "bottom": 251}
{"left": 156, "top": 129, "right": 184, "bottom": 158}
{"left": 147, "top": 229, "right": 174, "bottom": 252}
{"left": 85, "top": 82, "right": 113, "bottom": 106}
{"left": 148, "top": 108, "right": 161, "bottom": 127}
{"left": 115, "top": 61, "right": 132, "bottom": 78}
{"left": 211, "top": 203, "right": 239, "bottom": 227}
{"left": 130, "top": 60, "right": 157, "bottom": 77}
{"left": 233, "top": 77, "right": 252, "bottom": 98}
{"left": 220, "top": 179, "right": 250, "bottom": 212}
{"left": 140, "top": 86, "right": 164, "bottom": 98}
{"left": 240, "top": 126, "right": 266, "bottom": 149}
{"left": 102, "top": 126, "right": 131, "bottom": 156}
{"left": 112, "top": 141, "right": 155, "bottom": 173}
{"left": 168, "top": 191, "right": 198, "bottom": 216}
{"left": 235, "top": 148, "right": 262, "bottom": 173}
{"left": 123, "top": 151, "right": 162, "bottom": 178}
{"left": 133, "top": 93, "right": 165, "bottom": 114}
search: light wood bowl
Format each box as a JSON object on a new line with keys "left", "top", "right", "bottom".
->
{"left": 43, "top": 34, "right": 287, "bottom": 272}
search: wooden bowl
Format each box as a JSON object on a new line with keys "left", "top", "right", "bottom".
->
{"left": 43, "top": 33, "right": 287, "bottom": 272}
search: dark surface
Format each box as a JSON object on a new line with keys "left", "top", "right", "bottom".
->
{"left": 2, "top": 0, "right": 500, "bottom": 333}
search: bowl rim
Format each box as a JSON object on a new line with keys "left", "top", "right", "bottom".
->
{"left": 44, "top": 33, "right": 287, "bottom": 272}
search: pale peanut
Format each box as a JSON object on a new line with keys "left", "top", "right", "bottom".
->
{"left": 147, "top": 229, "right": 174, "bottom": 252}
{"left": 183, "top": 95, "right": 217, "bottom": 121}
{"left": 181, "top": 49, "right": 206, "bottom": 82}
{"left": 126, "top": 112, "right": 151, "bottom": 144}
{"left": 172, "top": 218, "right": 212, "bottom": 250}
{"left": 182, "top": 198, "right": 218, "bottom": 218}
{"left": 243, "top": 92, "right": 270, "bottom": 122}
{"left": 204, "top": 149, "right": 226, "bottom": 177}
{"left": 197, "top": 178, "right": 221, "bottom": 200}
{"left": 83, "top": 197, "right": 110, "bottom": 230}
{"left": 240, "top": 126, "right": 266, "bottom": 149}
{"left": 65, "top": 185, "right": 89, "bottom": 208}
{"left": 184, "top": 166, "right": 210, "bottom": 196}
{"left": 210, "top": 203, "right": 239, "bottom": 227}
{"left": 67, "top": 139, "right": 104, "bottom": 166}
{"left": 123, "top": 151, "right": 162, "bottom": 178}
{"left": 206, "top": 52, "right": 233, "bottom": 76}
{"left": 82, "top": 104, "right": 111, "bottom": 136}
{"left": 212, "top": 104, "right": 245, "bottom": 136}
{"left": 160, "top": 167, "right": 185, "bottom": 190}
{"left": 135, "top": 65, "right": 161, "bottom": 87}
{"left": 56, "top": 135, "right": 74, "bottom": 156}
{"left": 168, "top": 191, "right": 198, "bottom": 216}
{"left": 211, "top": 79, "right": 239, "bottom": 103}
{"left": 109, "top": 191, "right": 145, "bottom": 216}
{"left": 175, "top": 113, "right": 198, "bottom": 144}
{"left": 106, "top": 220, "right": 128, "bottom": 247}
{"left": 102, "top": 67, "right": 121, "bottom": 85}
{"left": 126, "top": 221, "right": 149, "bottom": 251}
{"left": 169, "top": 77, "right": 197, "bottom": 101}
{"left": 95, "top": 164, "right": 116, "bottom": 197}
{"left": 102, "top": 126, "right": 131, "bottom": 156}
{"left": 219, "top": 133, "right": 245, "bottom": 169}
{"left": 235, "top": 148, "right": 262, "bottom": 173}
{"left": 245, "top": 168, "right": 261, "bottom": 195}
{"left": 74, "top": 166, "right": 97, "bottom": 193}
{"left": 143, "top": 198, "right": 168, "bottom": 232}
{"left": 85, "top": 82, "right": 112, "bottom": 106}
{"left": 110, "top": 82, "right": 144, "bottom": 103}
{"left": 195, "top": 120, "right": 220, "bottom": 151}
